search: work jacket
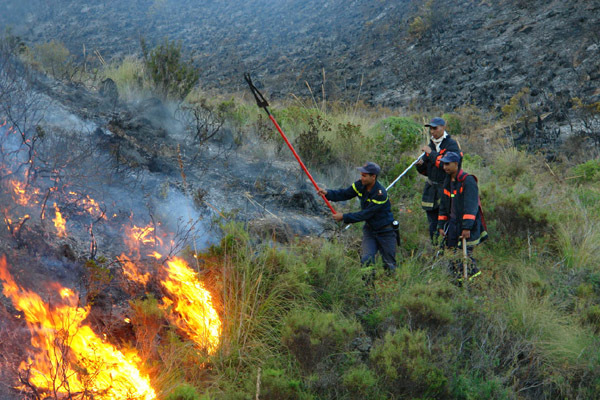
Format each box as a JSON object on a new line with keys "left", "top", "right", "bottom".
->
{"left": 437, "top": 170, "right": 487, "bottom": 246}
{"left": 325, "top": 180, "right": 394, "bottom": 231}
{"left": 416, "top": 134, "right": 460, "bottom": 211}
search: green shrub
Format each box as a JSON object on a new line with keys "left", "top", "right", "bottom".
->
{"left": 342, "top": 364, "right": 380, "bottom": 399}
{"left": 442, "top": 113, "right": 462, "bottom": 136}
{"left": 275, "top": 106, "right": 320, "bottom": 130}
{"left": 571, "top": 159, "right": 600, "bottom": 183}
{"left": 281, "top": 310, "right": 362, "bottom": 371}
{"left": 297, "top": 240, "right": 368, "bottom": 312}
{"left": 574, "top": 187, "right": 600, "bottom": 215}
{"left": 482, "top": 183, "right": 549, "bottom": 239}
{"left": 367, "top": 116, "right": 422, "bottom": 174}
{"left": 450, "top": 373, "right": 511, "bottom": 400}
{"left": 384, "top": 282, "right": 456, "bottom": 329}
{"left": 462, "top": 153, "right": 484, "bottom": 171}
{"left": 370, "top": 328, "right": 448, "bottom": 398}
{"left": 333, "top": 121, "right": 364, "bottom": 164}
{"left": 28, "top": 40, "right": 76, "bottom": 79}
{"left": 501, "top": 87, "right": 533, "bottom": 131}
{"left": 142, "top": 38, "right": 199, "bottom": 100}
{"left": 584, "top": 305, "right": 600, "bottom": 333}
{"left": 217, "top": 98, "right": 251, "bottom": 129}
{"left": 260, "top": 368, "right": 309, "bottom": 400}
{"left": 361, "top": 309, "right": 384, "bottom": 335}
{"left": 408, "top": 16, "right": 429, "bottom": 40}
{"left": 490, "top": 147, "right": 534, "bottom": 182}
{"left": 166, "top": 384, "right": 200, "bottom": 400}
{"left": 294, "top": 115, "right": 334, "bottom": 166}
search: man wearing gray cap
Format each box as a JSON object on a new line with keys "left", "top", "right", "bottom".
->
{"left": 317, "top": 162, "right": 397, "bottom": 272}
{"left": 416, "top": 117, "right": 461, "bottom": 243}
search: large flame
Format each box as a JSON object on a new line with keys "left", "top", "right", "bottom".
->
{"left": 161, "top": 257, "right": 221, "bottom": 354}
{"left": 0, "top": 256, "right": 156, "bottom": 399}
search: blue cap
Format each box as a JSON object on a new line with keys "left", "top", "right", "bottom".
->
{"left": 357, "top": 161, "right": 381, "bottom": 175}
{"left": 439, "top": 151, "right": 461, "bottom": 163}
{"left": 424, "top": 117, "right": 446, "bottom": 127}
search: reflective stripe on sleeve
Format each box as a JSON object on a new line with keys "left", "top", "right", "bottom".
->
{"left": 438, "top": 215, "right": 448, "bottom": 221}
{"left": 352, "top": 183, "right": 362, "bottom": 196}
{"left": 463, "top": 214, "right": 476, "bottom": 220}
{"left": 368, "top": 197, "right": 388, "bottom": 205}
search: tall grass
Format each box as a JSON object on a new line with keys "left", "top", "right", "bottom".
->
{"left": 101, "top": 56, "right": 149, "bottom": 101}
{"left": 554, "top": 199, "right": 600, "bottom": 270}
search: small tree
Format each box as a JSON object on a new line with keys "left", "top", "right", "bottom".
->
{"left": 141, "top": 38, "right": 199, "bottom": 100}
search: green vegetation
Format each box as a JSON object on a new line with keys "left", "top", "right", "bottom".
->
{"left": 6, "top": 34, "right": 600, "bottom": 399}
{"left": 142, "top": 38, "right": 200, "bottom": 100}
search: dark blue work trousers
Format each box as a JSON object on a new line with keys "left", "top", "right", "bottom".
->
{"left": 426, "top": 208, "right": 439, "bottom": 242}
{"left": 361, "top": 225, "right": 397, "bottom": 271}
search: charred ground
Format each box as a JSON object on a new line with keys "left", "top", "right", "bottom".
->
{"left": 2, "top": 0, "right": 599, "bottom": 114}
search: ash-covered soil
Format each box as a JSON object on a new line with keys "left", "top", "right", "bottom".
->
{"left": 1, "top": 0, "right": 598, "bottom": 114}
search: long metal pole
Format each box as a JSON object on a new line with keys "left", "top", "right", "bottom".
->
{"left": 384, "top": 152, "right": 425, "bottom": 192}
{"left": 244, "top": 74, "right": 336, "bottom": 214}
{"left": 266, "top": 114, "right": 337, "bottom": 214}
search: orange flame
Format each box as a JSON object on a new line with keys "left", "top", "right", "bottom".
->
{"left": 161, "top": 257, "right": 221, "bottom": 354}
{"left": 118, "top": 253, "right": 150, "bottom": 286}
{"left": 8, "top": 180, "right": 40, "bottom": 206}
{"left": 124, "top": 224, "right": 164, "bottom": 259}
{"left": 67, "top": 192, "right": 107, "bottom": 220}
{"left": 53, "top": 203, "right": 67, "bottom": 237}
{"left": 0, "top": 256, "right": 156, "bottom": 399}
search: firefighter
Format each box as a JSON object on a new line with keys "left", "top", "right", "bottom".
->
{"left": 317, "top": 162, "right": 397, "bottom": 272}
{"left": 436, "top": 151, "right": 487, "bottom": 280}
{"left": 416, "top": 117, "right": 461, "bottom": 243}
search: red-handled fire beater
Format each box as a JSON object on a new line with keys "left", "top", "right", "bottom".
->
{"left": 244, "top": 73, "right": 336, "bottom": 214}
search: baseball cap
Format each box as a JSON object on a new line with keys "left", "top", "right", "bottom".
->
{"left": 357, "top": 161, "right": 381, "bottom": 175}
{"left": 424, "top": 117, "right": 446, "bottom": 127}
{"left": 439, "top": 151, "right": 461, "bottom": 163}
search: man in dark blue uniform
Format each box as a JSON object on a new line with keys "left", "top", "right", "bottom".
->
{"left": 317, "top": 162, "right": 397, "bottom": 272}
{"left": 437, "top": 151, "right": 487, "bottom": 280}
{"left": 416, "top": 117, "right": 461, "bottom": 243}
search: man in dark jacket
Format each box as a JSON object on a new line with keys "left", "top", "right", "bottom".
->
{"left": 317, "top": 162, "right": 397, "bottom": 272}
{"left": 436, "top": 151, "right": 487, "bottom": 279}
{"left": 416, "top": 117, "right": 461, "bottom": 243}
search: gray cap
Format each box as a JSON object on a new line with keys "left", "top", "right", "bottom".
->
{"left": 357, "top": 162, "right": 381, "bottom": 175}
{"left": 424, "top": 117, "right": 446, "bottom": 127}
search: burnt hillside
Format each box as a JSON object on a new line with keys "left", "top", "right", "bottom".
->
{"left": 2, "top": 0, "right": 599, "bottom": 113}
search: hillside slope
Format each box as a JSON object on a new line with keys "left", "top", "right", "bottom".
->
{"left": 2, "top": 0, "right": 598, "bottom": 115}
